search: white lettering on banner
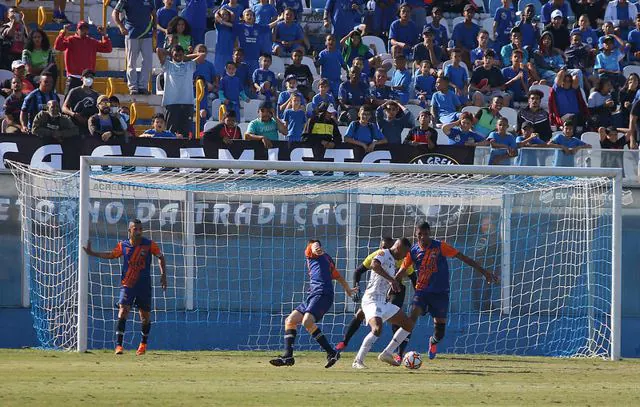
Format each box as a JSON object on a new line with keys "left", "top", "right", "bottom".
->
{"left": 58, "top": 201, "right": 77, "bottom": 224}
{"left": 213, "top": 203, "right": 231, "bottom": 224}
{"left": 290, "top": 148, "right": 314, "bottom": 176}
{"left": 160, "top": 203, "right": 179, "bottom": 226}
{"left": 257, "top": 203, "right": 276, "bottom": 224}
{"left": 360, "top": 150, "right": 392, "bottom": 177}
{"left": 334, "top": 204, "right": 348, "bottom": 225}
{"left": 133, "top": 147, "right": 168, "bottom": 173}
{"left": 267, "top": 148, "right": 279, "bottom": 175}
{"left": 0, "top": 198, "right": 9, "bottom": 221}
{"left": 35, "top": 200, "right": 54, "bottom": 222}
{"left": 104, "top": 202, "right": 124, "bottom": 224}
{"left": 194, "top": 202, "right": 208, "bottom": 224}
{"left": 90, "top": 145, "right": 123, "bottom": 172}
{"left": 234, "top": 203, "right": 252, "bottom": 225}
{"left": 137, "top": 202, "right": 157, "bottom": 223}
{"left": 179, "top": 148, "right": 206, "bottom": 173}
{"left": 31, "top": 144, "right": 63, "bottom": 170}
{"left": 0, "top": 142, "right": 18, "bottom": 169}
{"left": 89, "top": 201, "right": 100, "bottom": 223}
{"left": 218, "top": 149, "right": 256, "bottom": 175}
{"left": 293, "top": 203, "right": 307, "bottom": 224}
{"left": 324, "top": 149, "right": 355, "bottom": 176}
{"left": 312, "top": 204, "right": 331, "bottom": 226}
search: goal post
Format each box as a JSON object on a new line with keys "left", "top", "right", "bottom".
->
{"left": 11, "top": 157, "right": 622, "bottom": 359}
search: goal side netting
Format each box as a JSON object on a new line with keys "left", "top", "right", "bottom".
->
{"left": 9, "top": 159, "right": 620, "bottom": 359}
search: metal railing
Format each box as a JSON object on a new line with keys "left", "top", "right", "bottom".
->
{"left": 195, "top": 79, "right": 205, "bottom": 139}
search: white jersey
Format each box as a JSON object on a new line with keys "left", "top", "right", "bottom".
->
{"left": 362, "top": 249, "right": 397, "bottom": 303}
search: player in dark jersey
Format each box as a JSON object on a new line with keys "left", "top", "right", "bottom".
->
{"left": 270, "top": 240, "right": 356, "bottom": 368}
{"left": 83, "top": 219, "right": 166, "bottom": 356}
{"left": 377, "top": 221, "right": 498, "bottom": 365}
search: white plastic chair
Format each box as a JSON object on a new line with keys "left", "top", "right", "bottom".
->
{"left": 211, "top": 99, "right": 222, "bottom": 121}
{"left": 482, "top": 18, "right": 495, "bottom": 41}
{"left": 462, "top": 106, "right": 481, "bottom": 115}
{"left": 500, "top": 106, "right": 518, "bottom": 129}
{"left": 205, "top": 30, "right": 217, "bottom": 53}
{"left": 529, "top": 83, "right": 551, "bottom": 109}
{"left": 362, "top": 35, "right": 387, "bottom": 55}
{"left": 301, "top": 56, "right": 319, "bottom": 79}
{"left": 436, "top": 127, "right": 450, "bottom": 145}
{"left": 580, "top": 131, "right": 601, "bottom": 167}
{"left": 0, "top": 69, "right": 13, "bottom": 84}
{"left": 242, "top": 99, "right": 263, "bottom": 122}
{"left": 405, "top": 104, "right": 424, "bottom": 120}
{"left": 623, "top": 65, "right": 640, "bottom": 79}
{"left": 271, "top": 56, "right": 286, "bottom": 81}
{"left": 203, "top": 120, "right": 218, "bottom": 133}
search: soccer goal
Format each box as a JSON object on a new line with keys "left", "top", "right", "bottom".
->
{"left": 9, "top": 158, "right": 622, "bottom": 360}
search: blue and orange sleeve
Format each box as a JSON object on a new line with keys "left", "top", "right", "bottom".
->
{"left": 400, "top": 253, "right": 412, "bottom": 270}
{"left": 150, "top": 241, "right": 162, "bottom": 257}
{"left": 441, "top": 242, "right": 459, "bottom": 258}
{"left": 330, "top": 258, "right": 341, "bottom": 280}
{"left": 110, "top": 242, "right": 123, "bottom": 259}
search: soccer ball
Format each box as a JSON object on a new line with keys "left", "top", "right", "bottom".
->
{"left": 402, "top": 351, "right": 422, "bottom": 369}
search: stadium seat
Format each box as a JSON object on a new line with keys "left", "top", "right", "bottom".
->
{"left": 405, "top": 104, "right": 424, "bottom": 120}
{"left": 0, "top": 69, "right": 13, "bottom": 84}
{"left": 301, "top": 56, "right": 319, "bottom": 79}
{"left": 239, "top": 121, "right": 249, "bottom": 136}
{"left": 203, "top": 120, "right": 217, "bottom": 133}
{"left": 155, "top": 73, "right": 164, "bottom": 96}
{"left": 271, "top": 56, "right": 286, "bottom": 81}
{"left": 436, "top": 127, "right": 449, "bottom": 145}
{"left": 205, "top": 30, "right": 217, "bottom": 52}
{"left": 211, "top": 99, "right": 222, "bottom": 121}
{"left": 442, "top": 60, "right": 470, "bottom": 77}
{"left": 499, "top": 106, "right": 518, "bottom": 130}
{"left": 311, "top": 78, "right": 321, "bottom": 93}
{"left": 529, "top": 83, "right": 551, "bottom": 109}
{"left": 462, "top": 106, "right": 481, "bottom": 115}
{"left": 242, "top": 99, "right": 262, "bottom": 122}
{"left": 581, "top": 131, "right": 601, "bottom": 167}
{"left": 362, "top": 35, "right": 387, "bottom": 55}
{"left": 481, "top": 18, "right": 495, "bottom": 40}
{"left": 623, "top": 65, "right": 640, "bottom": 79}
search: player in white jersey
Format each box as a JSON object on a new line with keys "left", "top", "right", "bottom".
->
{"left": 352, "top": 238, "right": 416, "bottom": 369}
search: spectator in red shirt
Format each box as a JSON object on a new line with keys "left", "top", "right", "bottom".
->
{"left": 54, "top": 21, "right": 112, "bottom": 96}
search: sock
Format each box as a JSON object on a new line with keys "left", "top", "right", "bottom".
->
{"left": 141, "top": 321, "right": 151, "bottom": 345}
{"left": 115, "top": 318, "right": 126, "bottom": 346}
{"left": 283, "top": 329, "right": 297, "bottom": 358}
{"left": 382, "top": 327, "right": 411, "bottom": 355}
{"left": 343, "top": 316, "right": 362, "bottom": 346}
{"left": 311, "top": 327, "right": 334, "bottom": 354}
{"left": 398, "top": 334, "right": 411, "bottom": 357}
{"left": 431, "top": 322, "right": 446, "bottom": 344}
{"left": 355, "top": 332, "right": 379, "bottom": 363}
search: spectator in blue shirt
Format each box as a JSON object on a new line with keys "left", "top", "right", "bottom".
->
{"left": 389, "top": 4, "right": 419, "bottom": 58}
{"left": 221, "top": 0, "right": 246, "bottom": 22}
{"left": 277, "top": 0, "right": 304, "bottom": 16}
{"left": 471, "top": 30, "right": 492, "bottom": 69}
{"left": 431, "top": 76, "right": 462, "bottom": 124}
{"left": 443, "top": 48, "right": 469, "bottom": 103}
{"left": 193, "top": 44, "right": 217, "bottom": 121}
{"left": 311, "top": 78, "right": 337, "bottom": 112}
{"left": 571, "top": 14, "right": 599, "bottom": 48}
{"left": 369, "top": 68, "right": 395, "bottom": 107}
{"left": 425, "top": 6, "right": 448, "bottom": 54}
{"left": 316, "top": 34, "right": 345, "bottom": 97}
{"left": 502, "top": 49, "right": 529, "bottom": 103}
{"left": 375, "top": 100, "right": 414, "bottom": 144}
{"left": 595, "top": 35, "right": 627, "bottom": 89}
{"left": 414, "top": 60, "right": 436, "bottom": 107}
{"left": 281, "top": 92, "right": 307, "bottom": 142}
{"left": 487, "top": 117, "right": 518, "bottom": 165}
{"left": 323, "top": 0, "right": 364, "bottom": 43}
{"left": 220, "top": 61, "right": 250, "bottom": 120}
{"left": 598, "top": 21, "right": 622, "bottom": 50}
{"left": 338, "top": 68, "right": 369, "bottom": 123}
{"left": 515, "top": 4, "right": 540, "bottom": 50}
{"left": 157, "top": 0, "right": 178, "bottom": 50}
{"left": 442, "top": 111, "right": 487, "bottom": 145}
{"left": 141, "top": 113, "right": 179, "bottom": 138}
{"left": 344, "top": 105, "right": 387, "bottom": 152}
{"left": 20, "top": 72, "right": 59, "bottom": 130}
{"left": 181, "top": 0, "right": 212, "bottom": 46}
{"left": 253, "top": 54, "right": 277, "bottom": 102}
{"left": 273, "top": 8, "right": 305, "bottom": 56}
{"left": 628, "top": 14, "right": 640, "bottom": 63}
{"left": 452, "top": 4, "right": 480, "bottom": 66}
{"left": 230, "top": 9, "right": 275, "bottom": 76}
{"left": 214, "top": 8, "right": 236, "bottom": 75}
{"left": 493, "top": 0, "right": 516, "bottom": 52}
{"left": 515, "top": 121, "right": 551, "bottom": 166}
{"left": 548, "top": 118, "right": 591, "bottom": 166}
{"left": 412, "top": 27, "right": 443, "bottom": 68}
{"left": 390, "top": 54, "right": 411, "bottom": 104}
{"left": 253, "top": 0, "right": 278, "bottom": 25}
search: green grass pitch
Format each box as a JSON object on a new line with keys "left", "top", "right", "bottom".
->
{"left": 1, "top": 349, "right": 639, "bottom": 406}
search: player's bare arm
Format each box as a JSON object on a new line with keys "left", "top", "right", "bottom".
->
{"left": 82, "top": 240, "right": 118, "bottom": 260}
{"left": 455, "top": 252, "right": 499, "bottom": 284}
{"left": 372, "top": 260, "right": 400, "bottom": 292}
{"left": 157, "top": 253, "right": 167, "bottom": 290}
{"left": 336, "top": 273, "right": 357, "bottom": 297}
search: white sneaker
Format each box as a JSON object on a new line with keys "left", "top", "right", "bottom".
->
{"left": 378, "top": 351, "right": 400, "bottom": 366}
{"left": 352, "top": 359, "right": 368, "bottom": 369}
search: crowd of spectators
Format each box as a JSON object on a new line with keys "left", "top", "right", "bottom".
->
{"left": 3, "top": 0, "right": 640, "bottom": 167}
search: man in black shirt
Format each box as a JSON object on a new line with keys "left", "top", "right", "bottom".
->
{"left": 284, "top": 49, "right": 314, "bottom": 101}
{"left": 412, "top": 27, "right": 442, "bottom": 68}
{"left": 470, "top": 49, "right": 510, "bottom": 107}
{"left": 545, "top": 9, "right": 570, "bottom": 51}
{"left": 62, "top": 69, "right": 99, "bottom": 135}
{"left": 517, "top": 89, "right": 553, "bottom": 141}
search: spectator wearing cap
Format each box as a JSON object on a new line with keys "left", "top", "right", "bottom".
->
{"left": 517, "top": 89, "right": 553, "bottom": 141}
{"left": 412, "top": 27, "right": 443, "bottom": 68}
{"left": 112, "top": 0, "right": 156, "bottom": 95}
{"left": 20, "top": 72, "right": 59, "bottom": 132}
{"left": 375, "top": 100, "right": 414, "bottom": 144}
{"left": 323, "top": 0, "right": 365, "bottom": 44}
{"left": 23, "top": 29, "right": 57, "bottom": 83}
{"left": 452, "top": 5, "right": 480, "bottom": 67}
{"left": 548, "top": 118, "right": 591, "bottom": 167}
{"left": 389, "top": 4, "right": 420, "bottom": 58}
{"left": 158, "top": 44, "right": 207, "bottom": 137}
{"left": 515, "top": 121, "right": 550, "bottom": 166}
{"left": 425, "top": 6, "right": 448, "bottom": 54}
{"left": 245, "top": 101, "right": 287, "bottom": 148}
{"left": 0, "top": 60, "right": 34, "bottom": 97}
{"left": 203, "top": 110, "right": 242, "bottom": 144}
{"left": 541, "top": 0, "right": 570, "bottom": 25}
{"left": 277, "top": 75, "right": 305, "bottom": 117}
{"left": 108, "top": 95, "right": 134, "bottom": 138}
{"left": 595, "top": 34, "right": 627, "bottom": 90}
{"left": 54, "top": 21, "right": 112, "bottom": 96}
{"left": 605, "top": 0, "right": 638, "bottom": 39}
{"left": 544, "top": 9, "right": 570, "bottom": 51}
{"left": 0, "top": 8, "right": 28, "bottom": 70}
{"left": 470, "top": 49, "right": 511, "bottom": 107}
{"left": 302, "top": 102, "right": 341, "bottom": 148}
{"left": 338, "top": 67, "right": 369, "bottom": 124}
{"left": 62, "top": 69, "right": 100, "bottom": 135}
{"left": 32, "top": 99, "right": 78, "bottom": 142}
{"left": 88, "top": 95, "right": 127, "bottom": 142}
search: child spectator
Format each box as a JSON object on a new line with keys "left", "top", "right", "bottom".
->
{"left": 515, "top": 4, "right": 540, "bottom": 50}
{"left": 311, "top": 78, "right": 336, "bottom": 112}
{"left": 302, "top": 102, "right": 341, "bottom": 148}
{"left": 548, "top": 118, "right": 591, "bottom": 167}
{"left": 344, "top": 106, "right": 387, "bottom": 152}
{"left": 564, "top": 33, "right": 590, "bottom": 76}
{"left": 273, "top": 8, "right": 305, "bottom": 56}
{"left": 470, "top": 49, "right": 510, "bottom": 107}
{"left": 570, "top": 14, "right": 599, "bottom": 49}
{"left": 141, "top": 113, "right": 179, "bottom": 138}
{"left": 471, "top": 30, "right": 491, "bottom": 69}
{"left": 317, "top": 34, "right": 345, "bottom": 98}
{"left": 156, "top": 0, "right": 178, "bottom": 51}
{"left": 426, "top": 6, "right": 448, "bottom": 53}
{"left": 515, "top": 121, "right": 549, "bottom": 166}
{"left": 533, "top": 31, "right": 564, "bottom": 83}
{"left": 493, "top": 0, "right": 516, "bottom": 52}
{"left": 598, "top": 21, "right": 622, "bottom": 51}
{"left": 340, "top": 29, "right": 375, "bottom": 71}
{"left": 166, "top": 16, "right": 193, "bottom": 52}
{"left": 324, "top": 0, "right": 364, "bottom": 42}
{"left": 452, "top": 5, "right": 480, "bottom": 66}
{"left": 214, "top": 8, "right": 236, "bottom": 75}
{"left": 0, "top": 60, "right": 34, "bottom": 97}
{"left": 390, "top": 54, "right": 411, "bottom": 104}
{"left": 502, "top": 49, "right": 529, "bottom": 104}
{"left": 375, "top": 100, "right": 414, "bottom": 144}
{"left": 413, "top": 27, "right": 443, "bottom": 68}
{"left": 599, "top": 126, "right": 637, "bottom": 169}
{"left": 444, "top": 49, "right": 469, "bottom": 103}
{"left": 442, "top": 111, "right": 487, "bottom": 145}
{"left": 414, "top": 60, "right": 436, "bottom": 107}
{"left": 351, "top": 57, "right": 370, "bottom": 88}
{"left": 221, "top": 0, "right": 246, "bottom": 22}
{"left": 181, "top": 0, "right": 208, "bottom": 45}
{"left": 193, "top": 44, "right": 217, "bottom": 122}
{"left": 246, "top": 101, "right": 287, "bottom": 147}
{"left": 278, "top": 75, "right": 306, "bottom": 116}
{"left": 281, "top": 92, "right": 307, "bottom": 142}
{"left": 233, "top": 9, "right": 275, "bottom": 76}
{"left": 369, "top": 68, "right": 394, "bottom": 107}
{"left": 595, "top": 35, "right": 627, "bottom": 90}
{"left": 404, "top": 109, "right": 437, "bottom": 148}
{"left": 501, "top": 28, "right": 529, "bottom": 67}
{"left": 285, "top": 49, "right": 314, "bottom": 101}
{"left": 431, "top": 76, "right": 462, "bottom": 124}
{"left": 487, "top": 116, "right": 518, "bottom": 165}
{"left": 203, "top": 110, "right": 242, "bottom": 144}
{"left": 388, "top": 4, "right": 419, "bottom": 58}
{"left": 253, "top": 54, "right": 277, "bottom": 102}
{"left": 231, "top": 48, "right": 254, "bottom": 96}
{"left": 338, "top": 68, "right": 369, "bottom": 123}
{"left": 220, "top": 60, "right": 250, "bottom": 121}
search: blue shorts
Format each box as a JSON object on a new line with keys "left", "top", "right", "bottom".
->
{"left": 118, "top": 286, "right": 151, "bottom": 312}
{"left": 412, "top": 290, "right": 449, "bottom": 319}
{"left": 295, "top": 293, "right": 333, "bottom": 322}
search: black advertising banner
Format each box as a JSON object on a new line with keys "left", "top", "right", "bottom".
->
{"left": 0, "top": 135, "right": 475, "bottom": 171}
